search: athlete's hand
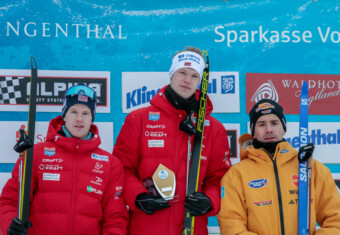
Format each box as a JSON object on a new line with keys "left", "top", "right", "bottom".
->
{"left": 135, "top": 193, "right": 171, "bottom": 214}
{"left": 298, "top": 143, "right": 315, "bottom": 163}
{"left": 184, "top": 192, "right": 212, "bottom": 216}
{"left": 8, "top": 217, "right": 25, "bottom": 235}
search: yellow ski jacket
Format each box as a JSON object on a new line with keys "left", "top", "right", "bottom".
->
{"left": 217, "top": 134, "right": 340, "bottom": 235}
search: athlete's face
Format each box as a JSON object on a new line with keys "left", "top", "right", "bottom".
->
{"left": 170, "top": 68, "right": 200, "bottom": 99}
{"left": 253, "top": 114, "right": 285, "bottom": 143}
{"left": 63, "top": 104, "right": 92, "bottom": 139}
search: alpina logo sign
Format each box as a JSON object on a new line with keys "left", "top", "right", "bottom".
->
{"left": 246, "top": 73, "right": 340, "bottom": 114}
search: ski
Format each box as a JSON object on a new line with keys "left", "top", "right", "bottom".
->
{"left": 19, "top": 57, "right": 38, "bottom": 234}
{"left": 298, "top": 81, "right": 310, "bottom": 235}
{"left": 182, "top": 51, "right": 209, "bottom": 235}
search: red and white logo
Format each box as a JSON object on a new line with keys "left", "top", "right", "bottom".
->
{"left": 246, "top": 73, "right": 340, "bottom": 115}
{"left": 292, "top": 174, "right": 299, "bottom": 187}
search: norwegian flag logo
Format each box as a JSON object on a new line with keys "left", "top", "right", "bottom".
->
{"left": 78, "top": 95, "right": 88, "bottom": 102}
{"left": 184, "top": 62, "right": 191, "bottom": 66}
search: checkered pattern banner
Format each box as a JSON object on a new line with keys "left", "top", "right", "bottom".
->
{"left": 0, "top": 76, "right": 26, "bottom": 104}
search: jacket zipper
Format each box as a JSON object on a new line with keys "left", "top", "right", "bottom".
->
{"left": 69, "top": 144, "right": 79, "bottom": 234}
{"left": 186, "top": 137, "right": 191, "bottom": 195}
{"left": 264, "top": 149, "right": 285, "bottom": 235}
{"left": 272, "top": 157, "right": 285, "bottom": 235}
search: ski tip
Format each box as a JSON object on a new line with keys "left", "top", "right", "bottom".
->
{"left": 31, "top": 57, "right": 37, "bottom": 70}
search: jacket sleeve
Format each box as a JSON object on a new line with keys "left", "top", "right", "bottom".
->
{"left": 101, "top": 156, "right": 129, "bottom": 235}
{"left": 314, "top": 160, "right": 340, "bottom": 234}
{"left": 202, "top": 120, "right": 231, "bottom": 216}
{"left": 0, "top": 158, "right": 20, "bottom": 235}
{"left": 217, "top": 168, "right": 258, "bottom": 235}
{"left": 112, "top": 112, "right": 148, "bottom": 212}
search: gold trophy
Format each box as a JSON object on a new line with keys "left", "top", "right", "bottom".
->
{"left": 152, "top": 164, "right": 176, "bottom": 200}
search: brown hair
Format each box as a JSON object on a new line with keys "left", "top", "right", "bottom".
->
{"left": 173, "top": 46, "right": 204, "bottom": 61}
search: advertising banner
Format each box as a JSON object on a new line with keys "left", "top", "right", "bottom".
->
{"left": 246, "top": 73, "right": 340, "bottom": 114}
{"left": 0, "top": 70, "right": 110, "bottom": 113}
{"left": 122, "top": 72, "right": 239, "bottom": 113}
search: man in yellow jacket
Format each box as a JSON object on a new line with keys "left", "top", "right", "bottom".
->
{"left": 217, "top": 99, "right": 340, "bottom": 235}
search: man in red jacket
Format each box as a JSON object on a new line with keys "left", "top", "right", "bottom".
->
{"left": 113, "top": 46, "right": 231, "bottom": 234}
{"left": 0, "top": 84, "right": 128, "bottom": 235}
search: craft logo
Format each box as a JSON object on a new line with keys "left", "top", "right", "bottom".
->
{"left": 149, "top": 112, "right": 160, "bottom": 121}
{"left": 44, "top": 147, "right": 55, "bottom": 157}
{"left": 221, "top": 75, "right": 235, "bottom": 94}
{"left": 0, "top": 71, "right": 107, "bottom": 107}
{"left": 248, "top": 179, "right": 268, "bottom": 188}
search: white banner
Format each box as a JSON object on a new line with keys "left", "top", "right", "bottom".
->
{"left": 122, "top": 72, "right": 240, "bottom": 113}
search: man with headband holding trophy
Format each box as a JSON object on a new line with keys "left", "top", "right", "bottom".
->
{"left": 113, "top": 46, "right": 231, "bottom": 234}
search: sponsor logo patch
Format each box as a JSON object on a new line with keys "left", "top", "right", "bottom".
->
{"left": 253, "top": 200, "right": 272, "bottom": 206}
{"left": 148, "top": 140, "right": 164, "bottom": 147}
{"left": 91, "top": 176, "right": 103, "bottom": 186}
{"left": 91, "top": 153, "right": 109, "bottom": 162}
{"left": 39, "top": 164, "right": 63, "bottom": 171}
{"left": 114, "top": 191, "right": 122, "bottom": 199}
{"left": 146, "top": 124, "right": 166, "bottom": 129}
{"left": 92, "top": 162, "right": 104, "bottom": 174}
{"left": 292, "top": 174, "right": 299, "bottom": 187}
{"left": 149, "top": 112, "right": 160, "bottom": 121}
{"left": 280, "top": 149, "right": 289, "bottom": 153}
{"left": 42, "top": 158, "right": 63, "bottom": 163}
{"left": 44, "top": 147, "right": 55, "bottom": 156}
{"left": 145, "top": 131, "right": 167, "bottom": 138}
{"left": 78, "top": 95, "right": 88, "bottom": 102}
{"left": 255, "top": 103, "right": 275, "bottom": 113}
{"left": 87, "top": 186, "right": 103, "bottom": 195}
{"left": 248, "top": 179, "right": 269, "bottom": 188}
{"left": 43, "top": 173, "right": 60, "bottom": 181}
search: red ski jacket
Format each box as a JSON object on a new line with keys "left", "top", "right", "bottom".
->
{"left": 113, "top": 85, "right": 231, "bottom": 235}
{"left": 0, "top": 116, "right": 128, "bottom": 235}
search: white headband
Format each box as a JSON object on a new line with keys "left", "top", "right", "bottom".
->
{"left": 169, "top": 51, "right": 205, "bottom": 80}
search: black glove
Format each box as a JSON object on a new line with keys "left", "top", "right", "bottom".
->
{"left": 8, "top": 217, "right": 25, "bottom": 235}
{"left": 298, "top": 143, "right": 315, "bottom": 163}
{"left": 184, "top": 192, "right": 212, "bottom": 216}
{"left": 135, "top": 193, "right": 171, "bottom": 214}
